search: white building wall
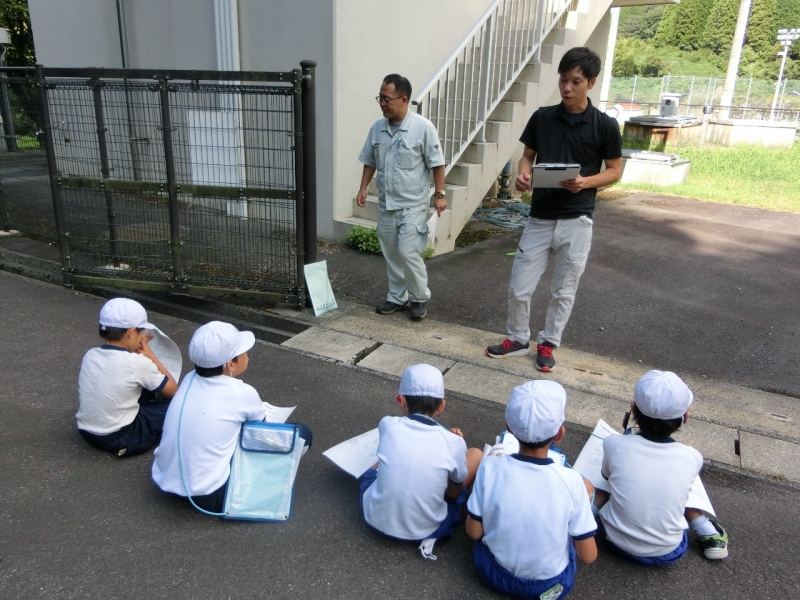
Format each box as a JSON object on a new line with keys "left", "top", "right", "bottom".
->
{"left": 332, "top": 0, "right": 492, "bottom": 235}
{"left": 29, "top": 0, "right": 123, "bottom": 67}
{"left": 237, "top": 0, "right": 335, "bottom": 238}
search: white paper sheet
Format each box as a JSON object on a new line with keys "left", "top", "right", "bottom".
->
{"left": 573, "top": 419, "right": 715, "bottom": 516}
{"left": 146, "top": 327, "right": 183, "bottom": 383}
{"left": 262, "top": 402, "right": 296, "bottom": 424}
{"left": 426, "top": 211, "right": 438, "bottom": 250}
{"left": 323, "top": 428, "right": 380, "bottom": 478}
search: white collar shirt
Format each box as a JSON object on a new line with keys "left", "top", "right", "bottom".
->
{"left": 467, "top": 454, "right": 597, "bottom": 580}
{"left": 152, "top": 372, "right": 266, "bottom": 497}
{"left": 362, "top": 415, "right": 468, "bottom": 540}
{"left": 358, "top": 110, "right": 445, "bottom": 210}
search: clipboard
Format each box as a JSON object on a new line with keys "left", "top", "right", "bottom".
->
{"left": 532, "top": 163, "right": 581, "bottom": 188}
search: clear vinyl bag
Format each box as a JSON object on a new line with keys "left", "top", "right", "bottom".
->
{"left": 223, "top": 421, "right": 304, "bottom": 522}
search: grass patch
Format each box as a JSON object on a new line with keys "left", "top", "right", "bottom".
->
{"left": 617, "top": 144, "right": 800, "bottom": 213}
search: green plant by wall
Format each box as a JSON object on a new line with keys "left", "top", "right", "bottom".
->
{"left": 345, "top": 225, "right": 382, "bottom": 254}
{"left": 420, "top": 247, "right": 435, "bottom": 260}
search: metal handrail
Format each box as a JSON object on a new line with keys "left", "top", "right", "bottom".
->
{"left": 413, "top": 0, "right": 574, "bottom": 173}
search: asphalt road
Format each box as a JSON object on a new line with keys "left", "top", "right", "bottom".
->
{"left": 1, "top": 271, "right": 799, "bottom": 599}
{"left": 325, "top": 192, "right": 800, "bottom": 398}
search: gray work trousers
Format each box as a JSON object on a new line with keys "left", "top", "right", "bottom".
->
{"left": 377, "top": 202, "right": 431, "bottom": 304}
{"left": 506, "top": 216, "right": 593, "bottom": 346}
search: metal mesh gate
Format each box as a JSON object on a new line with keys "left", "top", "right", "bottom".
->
{"left": 0, "top": 65, "right": 317, "bottom": 306}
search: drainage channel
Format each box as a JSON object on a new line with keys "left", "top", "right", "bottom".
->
{"left": 79, "top": 285, "right": 310, "bottom": 345}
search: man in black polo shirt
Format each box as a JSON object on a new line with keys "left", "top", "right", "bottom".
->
{"left": 486, "top": 47, "right": 622, "bottom": 372}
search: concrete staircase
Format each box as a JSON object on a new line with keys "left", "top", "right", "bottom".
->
{"left": 339, "top": 0, "right": 613, "bottom": 255}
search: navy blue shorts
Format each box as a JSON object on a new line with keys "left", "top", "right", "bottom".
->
{"left": 359, "top": 468, "right": 466, "bottom": 541}
{"left": 79, "top": 392, "right": 170, "bottom": 457}
{"left": 474, "top": 539, "right": 576, "bottom": 599}
{"left": 597, "top": 519, "right": 688, "bottom": 567}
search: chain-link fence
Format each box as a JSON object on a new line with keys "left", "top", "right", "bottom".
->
{"left": 0, "top": 65, "right": 317, "bottom": 305}
{"left": 608, "top": 75, "right": 800, "bottom": 122}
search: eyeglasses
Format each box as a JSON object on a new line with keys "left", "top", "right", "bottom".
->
{"left": 376, "top": 95, "right": 404, "bottom": 105}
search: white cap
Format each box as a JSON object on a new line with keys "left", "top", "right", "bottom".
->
{"left": 398, "top": 364, "right": 445, "bottom": 399}
{"left": 634, "top": 370, "right": 693, "bottom": 420}
{"left": 99, "top": 298, "right": 153, "bottom": 330}
{"left": 504, "top": 380, "right": 566, "bottom": 444}
{"left": 188, "top": 321, "right": 256, "bottom": 368}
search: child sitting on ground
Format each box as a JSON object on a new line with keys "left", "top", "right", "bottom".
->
{"left": 76, "top": 298, "right": 178, "bottom": 457}
{"left": 151, "top": 321, "right": 312, "bottom": 514}
{"left": 466, "top": 380, "right": 597, "bottom": 599}
{"left": 360, "top": 363, "right": 483, "bottom": 559}
{"left": 593, "top": 370, "right": 729, "bottom": 564}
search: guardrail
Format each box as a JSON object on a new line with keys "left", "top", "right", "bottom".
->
{"left": 412, "top": 0, "right": 574, "bottom": 171}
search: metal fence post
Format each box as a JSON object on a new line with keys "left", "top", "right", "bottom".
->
{"left": 91, "top": 78, "right": 121, "bottom": 267}
{"left": 0, "top": 69, "right": 17, "bottom": 152}
{"left": 292, "top": 69, "right": 306, "bottom": 307}
{"left": 36, "top": 65, "right": 72, "bottom": 286}
{"left": 157, "top": 76, "right": 184, "bottom": 284}
{"left": 300, "top": 60, "right": 317, "bottom": 267}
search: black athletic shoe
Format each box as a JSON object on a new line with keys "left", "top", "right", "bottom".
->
{"left": 535, "top": 341, "right": 557, "bottom": 372}
{"left": 376, "top": 300, "right": 408, "bottom": 315}
{"left": 485, "top": 339, "right": 531, "bottom": 358}
{"left": 409, "top": 301, "right": 427, "bottom": 319}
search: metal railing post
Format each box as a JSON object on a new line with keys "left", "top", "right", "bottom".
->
{"left": 478, "top": 15, "right": 494, "bottom": 143}
{"left": 91, "top": 78, "right": 121, "bottom": 267}
{"left": 300, "top": 60, "right": 317, "bottom": 267}
{"left": 36, "top": 64, "right": 71, "bottom": 286}
{"left": 534, "top": 0, "right": 545, "bottom": 63}
{"left": 157, "top": 76, "right": 184, "bottom": 284}
{"left": 292, "top": 69, "right": 306, "bottom": 307}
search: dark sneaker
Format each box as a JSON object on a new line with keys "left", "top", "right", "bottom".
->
{"left": 409, "top": 301, "right": 427, "bottom": 319}
{"left": 699, "top": 522, "right": 728, "bottom": 560}
{"left": 535, "top": 341, "right": 557, "bottom": 372}
{"left": 376, "top": 300, "right": 408, "bottom": 315}
{"left": 486, "top": 339, "right": 530, "bottom": 358}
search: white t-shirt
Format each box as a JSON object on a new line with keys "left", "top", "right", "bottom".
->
{"left": 362, "top": 415, "right": 468, "bottom": 540}
{"left": 76, "top": 345, "right": 168, "bottom": 435}
{"left": 467, "top": 454, "right": 596, "bottom": 580}
{"left": 151, "top": 372, "right": 266, "bottom": 497}
{"left": 599, "top": 433, "right": 704, "bottom": 557}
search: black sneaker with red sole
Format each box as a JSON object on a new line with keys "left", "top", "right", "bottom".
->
{"left": 536, "top": 341, "right": 556, "bottom": 372}
{"left": 485, "top": 339, "right": 531, "bottom": 358}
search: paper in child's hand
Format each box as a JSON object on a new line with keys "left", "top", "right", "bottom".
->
{"left": 323, "top": 429, "right": 380, "bottom": 478}
{"left": 262, "top": 402, "right": 296, "bottom": 424}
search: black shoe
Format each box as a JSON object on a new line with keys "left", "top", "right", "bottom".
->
{"left": 535, "top": 341, "right": 556, "bottom": 372}
{"left": 409, "top": 301, "right": 427, "bottom": 319}
{"left": 485, "top": 339, "right": 530, "bottom": 358}
{"left": 376, "top": 300, "right": 408, "bottom": 315}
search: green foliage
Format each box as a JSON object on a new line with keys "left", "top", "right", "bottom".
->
{"left": 654, "top": 0, "right": 715, "bottom": 50}
{"left": 744, "top": 0, "right": 777, "bottom": 63}
{"left": 702, "top": 0, "right": 740, "bottom": 57}
{"left": 420, "top": 247, "right": 435, "bottom": 260}
{"left": 613, "top": 49, "right": 637, "bottom": 76}
{"left": 0, "top": 0, "right": 35, "bottom": 66}
{"left": 618, "top": 5, "right": 666, "bottom": 40}
{"left": 345, "top": 225, "right": 382, "bottom": 255}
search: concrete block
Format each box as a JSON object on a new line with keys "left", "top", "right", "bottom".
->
{"left": 281, "top": 327, "right": 376, "bottom": 365}
{"left": 672, "top": 419, "right": 740, "bottom": 468}
{"left": 352, "top": 195, "right": 378, "bottom": 221}
{"left": 357, "top": 344, "right": 455, "bottom": 378}
{"left": 620, "top": 158, "right": 691, "bottom": 186}
{"left": 739, "top": 431, "right": 800, "bottom": 483}
{"left": 444, "top": 362, "right": 528, "bottom": 405}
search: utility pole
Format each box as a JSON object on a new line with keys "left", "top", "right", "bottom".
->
{"left": 719, "top": 0, "right": 752, "bottom": 118}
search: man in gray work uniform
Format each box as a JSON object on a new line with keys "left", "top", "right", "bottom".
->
{"left": 357, "top": 74, "right": 447, "bottom": 320}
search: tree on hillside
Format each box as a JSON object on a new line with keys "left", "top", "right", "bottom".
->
{"left": 0, "top": 0, "right": 35, "bottom": 66}
{"left": 743, "top": 0, "right": 777, "bottom": 62}
{"left": 702, "top": 0, "right": 741, "bottom": 57}
{"left": 618, "top": 5, "right": 666, "bottom": 40}
{"left": 654, "top": 0, "right": 715, "bottom": 50}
